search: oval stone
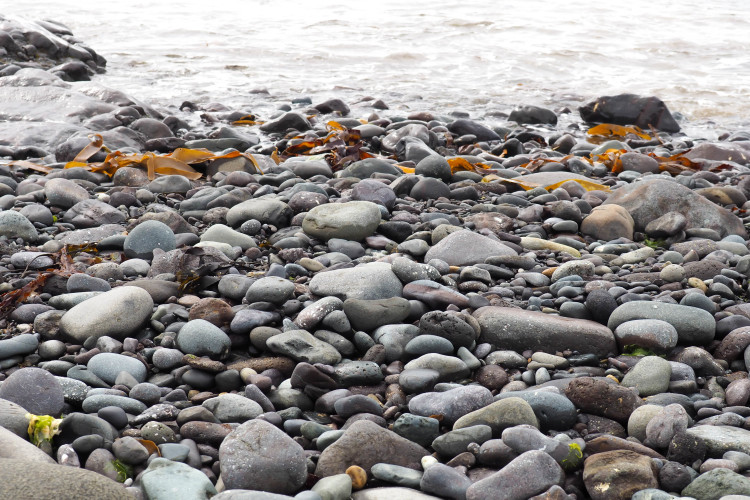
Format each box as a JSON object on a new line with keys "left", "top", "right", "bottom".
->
{"left": 302, "top": 201, "right": 381, "bottom": 241}
{"left": 59, "top": 286, "right": 154, "bottom": 343}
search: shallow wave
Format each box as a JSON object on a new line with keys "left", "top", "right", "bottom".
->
{"left": 3, "top": 0, "right": 750, "bottom": 133}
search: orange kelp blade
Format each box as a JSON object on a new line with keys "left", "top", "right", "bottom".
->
{"left": 65, "top": 133, "right": 105, "bottom": 168}
{"left": 446, "top": 157, "right": 498, "bottom": 176}
{"left": 168, "top": 148, "right": 263, "bottom": 174}
{"left": 145, "top": 153, "right": 202, "bottom": 180}
{"left": 447, "top": 157, "right": 475, "bottom": 173}
{"left": 7, "top": 160, "right": 54, "bottom": 174}
{"left": 587, "top": 123, "right": 651, "bottom": 141}
{"left": 650, "top": 150, "right": 702, "bottom": 175}
{"left": 493, "top": 176, "right": 610, "bottom": 192}
{"left": 589, "top": 148, "right": 628, "bottom": 174}
{"left": 231, "top": 114, "right": 265, "bottom": 126}
{"left": 169, "top": 148, "right": 216, "bottom": 164}
{"left": 63, "top": 135, "right": 268, "bottom": 180}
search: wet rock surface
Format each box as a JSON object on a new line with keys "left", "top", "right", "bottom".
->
{"left": 4, "top": 15, "right": 750, "bottom": 500}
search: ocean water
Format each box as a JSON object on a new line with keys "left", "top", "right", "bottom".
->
{"left": 5, "top": 0, "right": 750, "bottom": 135}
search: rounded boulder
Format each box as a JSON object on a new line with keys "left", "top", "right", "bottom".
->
{"left": 59, "top": 286, "right": 154, "bottom": 343}
{"left": 302, "top": 201, "right": 381, "bottom": 242}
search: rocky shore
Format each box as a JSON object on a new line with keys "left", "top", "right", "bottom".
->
{"left": 4, "top": 15, "right": 750, "bottom": 500}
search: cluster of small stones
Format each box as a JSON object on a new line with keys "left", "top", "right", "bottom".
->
{"left": 5, "top": 16, "right": 750, "bottom": 500}
{"left": 0, "top": 14, "right": 106, "bottom": 80}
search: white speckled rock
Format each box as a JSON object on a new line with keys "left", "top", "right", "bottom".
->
{"left": 0, "top": 210, "right": 38, "bottom": 242}
{"left": 219, "top": 419, "right": 307, "bottom": 494}
{"left": 59, "top": 286, "right": 154, "bottom": 343}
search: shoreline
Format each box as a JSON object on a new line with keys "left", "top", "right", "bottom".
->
{"left": 4, "top": 15, "right": 750, "bottom": 500}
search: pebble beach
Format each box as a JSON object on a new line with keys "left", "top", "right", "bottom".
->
{"left": 4, "top": 14, "right": 750, "bottom": 500}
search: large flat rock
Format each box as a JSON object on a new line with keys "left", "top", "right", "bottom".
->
{"left": 309, "top": 262, "right": 403, "bottom": 300}
{"left": 423, "top": 230, "right": 517, "bottom": 266}
{"left": 686, "top": 425, "right": 750, "bottom": 457}
{"left": 474, "top": 306, "right": 617, "bottom": 356}
{"left": 603, "top": 178, "right": 746, "bottom": 238}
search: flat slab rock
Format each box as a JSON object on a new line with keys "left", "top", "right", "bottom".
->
{"left": 308, "top": 262, "right": 403, "bottom": 301}
{"left": 686, "top": 425, "right": 750, "bottom": 456}
{"left": 422, "top": 230, "right": 517, "bottom": 267}
{"left": 473, "top": 306, "right": 617, "bottom": 357}
{"left": 315, "top": 420, "right": 429, "bottom": 477}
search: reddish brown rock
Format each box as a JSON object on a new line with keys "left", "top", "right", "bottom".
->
{"left": 714, "top": 327, "right": 750, "bottom": 362}
{"left": 474, "top": 364, "right": 508, "bottom": 391}
{"left": 583, "top": 450, "right": 658, "bottom": 500}
{"left": 564, "top": 377, "right": 643, "bottom": 423}
{"left": 179, "top": 421, "right": 233, "bottom": 447}
{"left": 227, "top": 356, "right": 296, "bottom": 375}
{"left": 584, "top": 435, "right": 664, "bottom": 459}
{"left": 188, "top": 298, "right": 234, "bottom": 327}
{"left": 581, "top": 205, "right": 634, "bottom": 241}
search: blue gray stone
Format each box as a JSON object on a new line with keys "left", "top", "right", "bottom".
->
{"left": 409, "top": 385, "right": 493, "bottom": 425}
{"left": 431, "top": 425, "right": 493, "bottom": 458}
{"left": 87, "top": 352, "right": 147, "bottom": 384}
{"left": 124, "top": 220, "right": 176, "bottom": 259}
{"left": 608, "top": 301, "right": 716, "bottom": 345}
{"left": 141, "top": 457, "right": 217, "bottom": 500}
{"left": 82, "top": 394, "right": 147, "bottom": 414}
{"left": 245, "top": 276, "right": 296, "bottom": 305}
{"left": 0, "top": 367, "right": 65, "bottom": 416}
{"left": 176, "top": 319, "right": 232, "bottom": 357}
{"left": 0, "top": 334, "right": 38, "bottom": 360}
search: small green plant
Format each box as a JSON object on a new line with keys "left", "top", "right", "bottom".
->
{"left": 110, "top": 459, "right": 133, "bottom": 483}
{"left": 621, "top": 345, "right": 665, "bottom": 358}
{"left": 643, "top": 238, "right": 666, "bottom": 249}
{"left": 26, "top": 413, "right": 63, "bottom": 452}
{"left": 560, "top": 442, "right": 583, "bottom": 471}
